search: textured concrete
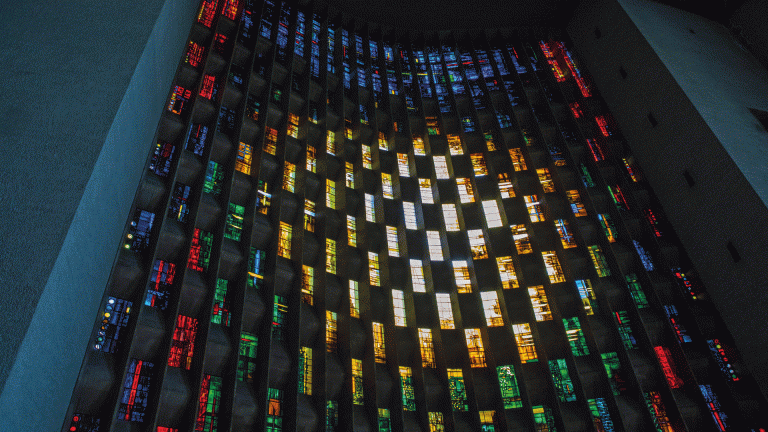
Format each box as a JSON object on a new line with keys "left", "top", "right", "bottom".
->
{"left": 0, "top": 0, "right": 197, "bottom": 429}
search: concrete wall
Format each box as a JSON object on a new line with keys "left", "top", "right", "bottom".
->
{"left": 568, "top": 0, "right": 768, "bottom": 400}
{"left": 0, "top": 0, "right": 197, "bottom": 429}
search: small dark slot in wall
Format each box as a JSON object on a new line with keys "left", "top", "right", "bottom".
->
{"left": 688, "top": 28, "right": 696, "bottom": 34}
{"left": 648, "top": 112, "right": 658, "bottom": 127}
{"left": 749, "top": 108, "right": 768, "bottom": 132}
{"left": 727, "top": 241, "right": 741, "bottom": 263}
{"left": 619, "top": 66, "right": 627, "bottom": 79}
{"left": 594, "top": 27, "right": 602, "bottom": 39}
{"left": 683, "top": 170, "right": 695, "bottom": 187}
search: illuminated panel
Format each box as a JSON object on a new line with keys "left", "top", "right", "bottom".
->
{"left": 542, "top": 251, "right": 566, "bottom": 283}
{"left": 274, "top": 2, "right": 291, "bottom": 62}
{"left": 326, "top": 238, "right": 336, "bottom": 274}
{"left": 595, "top": 115, "right": 611, "bottom": 137}
{"left": 199, "top": 74, "right": 220, "bottom": 100}
{"left": 400, "top": 367, "right": 416, "bottom": 411}
{"left": 398, "top": 153, "right": 410, "bottom": 177}
{"left": 427, "top": 231, "right": 444, "bottom": 261}
{"left": 352, "top": 359, "right": 364, "bottom": 405}
{"left": 373, "top": 322, "right": 386, "bottom": 363}
{"left": 326, "top": 179, "right": 336, "bottom": 209}
{"left": 413, "top": 136, "right": 426, "bottom": 156}
{"left": 699, "top": 385, "right": 728, "bottom": 432}
{"left": 326, "top": 130, "right": 337, "bottom": 155}
{"left": 117, "top": 359, "right": 154, "bottom": 422}
{"left": 512, "top": 224, "right": 532, "bottom": 254}
{"left": 598, "top": 214, "right": 617, "bottom": 242}
{"left": 524, "top": 195, "right": 544, "bottom": 222}
{"left": 442, "top": 204, "right": 460, "bottom": 231}
{"left": 266, "top": 388, "right": 283, "bottom": 431}
{"left": 588, "top": 245, "right": 610, "bottom": 277}
{"left": 601, "top": 352, "right": 625, "bottom": 395}
{"left": 362, "top": 144, "right": 372, "bottom": 169}
{"left": 624, "top": 157, "right": 642, "bottom": 182}
{"left": 272, "top": 295, "right": 288, "bottom": 341}
{"left": 509, "top": 148, "right": 527, "bottom": 171}
{"left": 512, "top": 323, "right": 537, "bottom": 363}
{"left": 299, "top": 347, "right": 312, "bottom": 395}
{"left": 576, "top": 279, "right": 597, "bottom": 315}
{"left": 326, "top": 24, "right": 335, "bottom": 73}
{"left": 532, "top": 406, "right": 556, "bottom": 431}
{"left": 672, "top": 268, "right": 702, "bottom": 300}
{"left": 654, "top": 346, "right": 684, "bottom": 389}
{"left": 540, "top": 41, "right": 565, "bottom": 81}
{"left": 237, "top": 332, "right": 258, "bottom": 382}
{"left": 707, "top": 339, "right": 740, "bottom": 381}
{"left": 224, "top": 203, "right": 244, "bottom": 241}
{"left": 563, "top": 317, "right": 589, "bottom": 356}
{"left": 447, "top": 369, "right": 468, "bottom": 411}
{"left": 68, "top": 414, "right": 100, "bottom": 432}
{"left": 634, "top": 240, "right": 655, "bottom": 271}
{"left": 643, "top": 391, "right": 675, "bottom": 432}
{"left": 496, "top": 256, "right": 519, "bottom": 289}
{"left": 326, "top": 401, "right": 339, "bottom": 431}
{"left": 420, "top": 178, "right": 434, "bottom": 203}
{"left": 188, "top": 229, "right": 213, "bottom": 272}
{"left": 586, "top": 138, "right": 605, "bottom": 162}
{"left": 264, "top": 126, "right": 278, "bottom": 155}
{"left": 382, "top": 173, "right": 394, "bottom": 199}
{"left": 428, "top": 412, "right": 445, "bottom": 432}
{"left": 549, "top": 358, "right": 576, "bottom": 402}
{"left": 419, "top": 328, "right": 436, "bottom": 368}
{"left": 528, "top": 285, "right": 552, "bottom": 321}
{"left": 626, "top": 274, "right": 649, "bottom": 309}
{"left": 485, "top": 132, "right": 496, "bottom": 150}
{"left": 483, "top": 200, "right": 503, "bottom": 228}
{"left": 615, "top": 311, "right": 637, "bottom": 349}
{"left": 452, "top": 260, "right": 472, "bottom": 293}
{"left": 410, "top": 259, "right": 426, "bottom": 292}
{"left": 326, "top": 311, "right": 338, "bottom": 352}
{"left": 580, "top": 163, "right": 596, "bottom": 187}
{"left": 124, "top": 209, "right": 155, "bottom": 252}
{"left": 185, "top": 123, "right": 209, "bottom": 156}
{"left": 247, "top": 248, "right": 265, "bottom": 290}
{"left": 456, "top": 178, "right": 475, "bottom": 203}
{"left": 569, "top": 101, "right": 583, "bottom": 118}
{"left": 168, "top": 315, "right": 198, "bottom": 369}
{"left": 195, "top": 375, "right": 222, "bottom": 431}
{"left": 588, "top": 398, "right": 616, "bottom": 432}
{"left": 664, "top": 305, "right": 692, "bottom": 344}
{"left": 393, "top": 289, "right": 407, "bottom": 326}
{"left": 278, "top": 222, "right": 292, "bottom": 258}
{"left": 94, "top": 297, "right": 131, "bottom": 353}
{"left": 168, "top": 183, "right": 191, "bottom": 224}
{"left": 145, "top": 260, "right": 175, "bottom": 310}
{"left": 282, "top": 161, "right": 296, "bottom": 192}
{"left": 379, "top": 409, "right": 391, "bottom": 432}
{"left": 347, "top": 215, "right": 357, "bottom": 246}
{"left": 498, "top": 173, "right": 515, "bottom": 198}
{"left": 185, "top": 41, "right": 205, "bottom": 67}
{"left": 203, "top": 161, "right": 224, "bottom": 196}
{"left": 245, "top": 94, "right": 260, "bottom": 121}
{"left": 212, "top": 279, "right": 231, "bottom": 326}
{"left": 481, "top": 291, "right": 503, "bottom": 327}
{"left": 608, "top": 185, "right": 629, "bottom": 210}
{"left": 468, "top": 229, "right": 488, "bottom": 259}
{"left": 304, "top": 199, "right": 316, "bottom": 232}
{"left": 168, "top": 85, "right": 192, "bottom": 115}
{"left": 349, "top": 280, "right": 360, "bottom": 318}
{"left": 196, "top": 0, "right": 219, "bottom": 27}
{"left": 471, "top": 153, "right": 488, "bottom": 176}
{"left": 536, "top": 168, "right": 555, "bottom": 192}
{"left": 566, "top": 189, "right": 587, "bottom": 217}
{"left": 369, "top": 252, "right": 381, "bottom": 285}
{"left": 496, "top": 365, "right": 522, "bottom": 409}
{"left": 447, "top": 134, "right": 463, "bottom": 155}
{"left": 294, "top": 11, "right": 305, "bottom": 57}
{"left": 465, "top": 329, "right": 486, "bottom": 368}
{"left": 644, "top": 209, "right": 663, "bottom": 237}
{"left": 555, "top": 219, "right": 577, "bottom": 248}
{"left": 436, "top": 293, "right": 455, "bottom": 329}
{"left": 365, "top": 193, "right": 375, "bottom": 222}
{"left": 150, "top": 141, "right": 176, "bottom": 178}
{"left": 301, "top": 265, "right": 314, "bottom": 305}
